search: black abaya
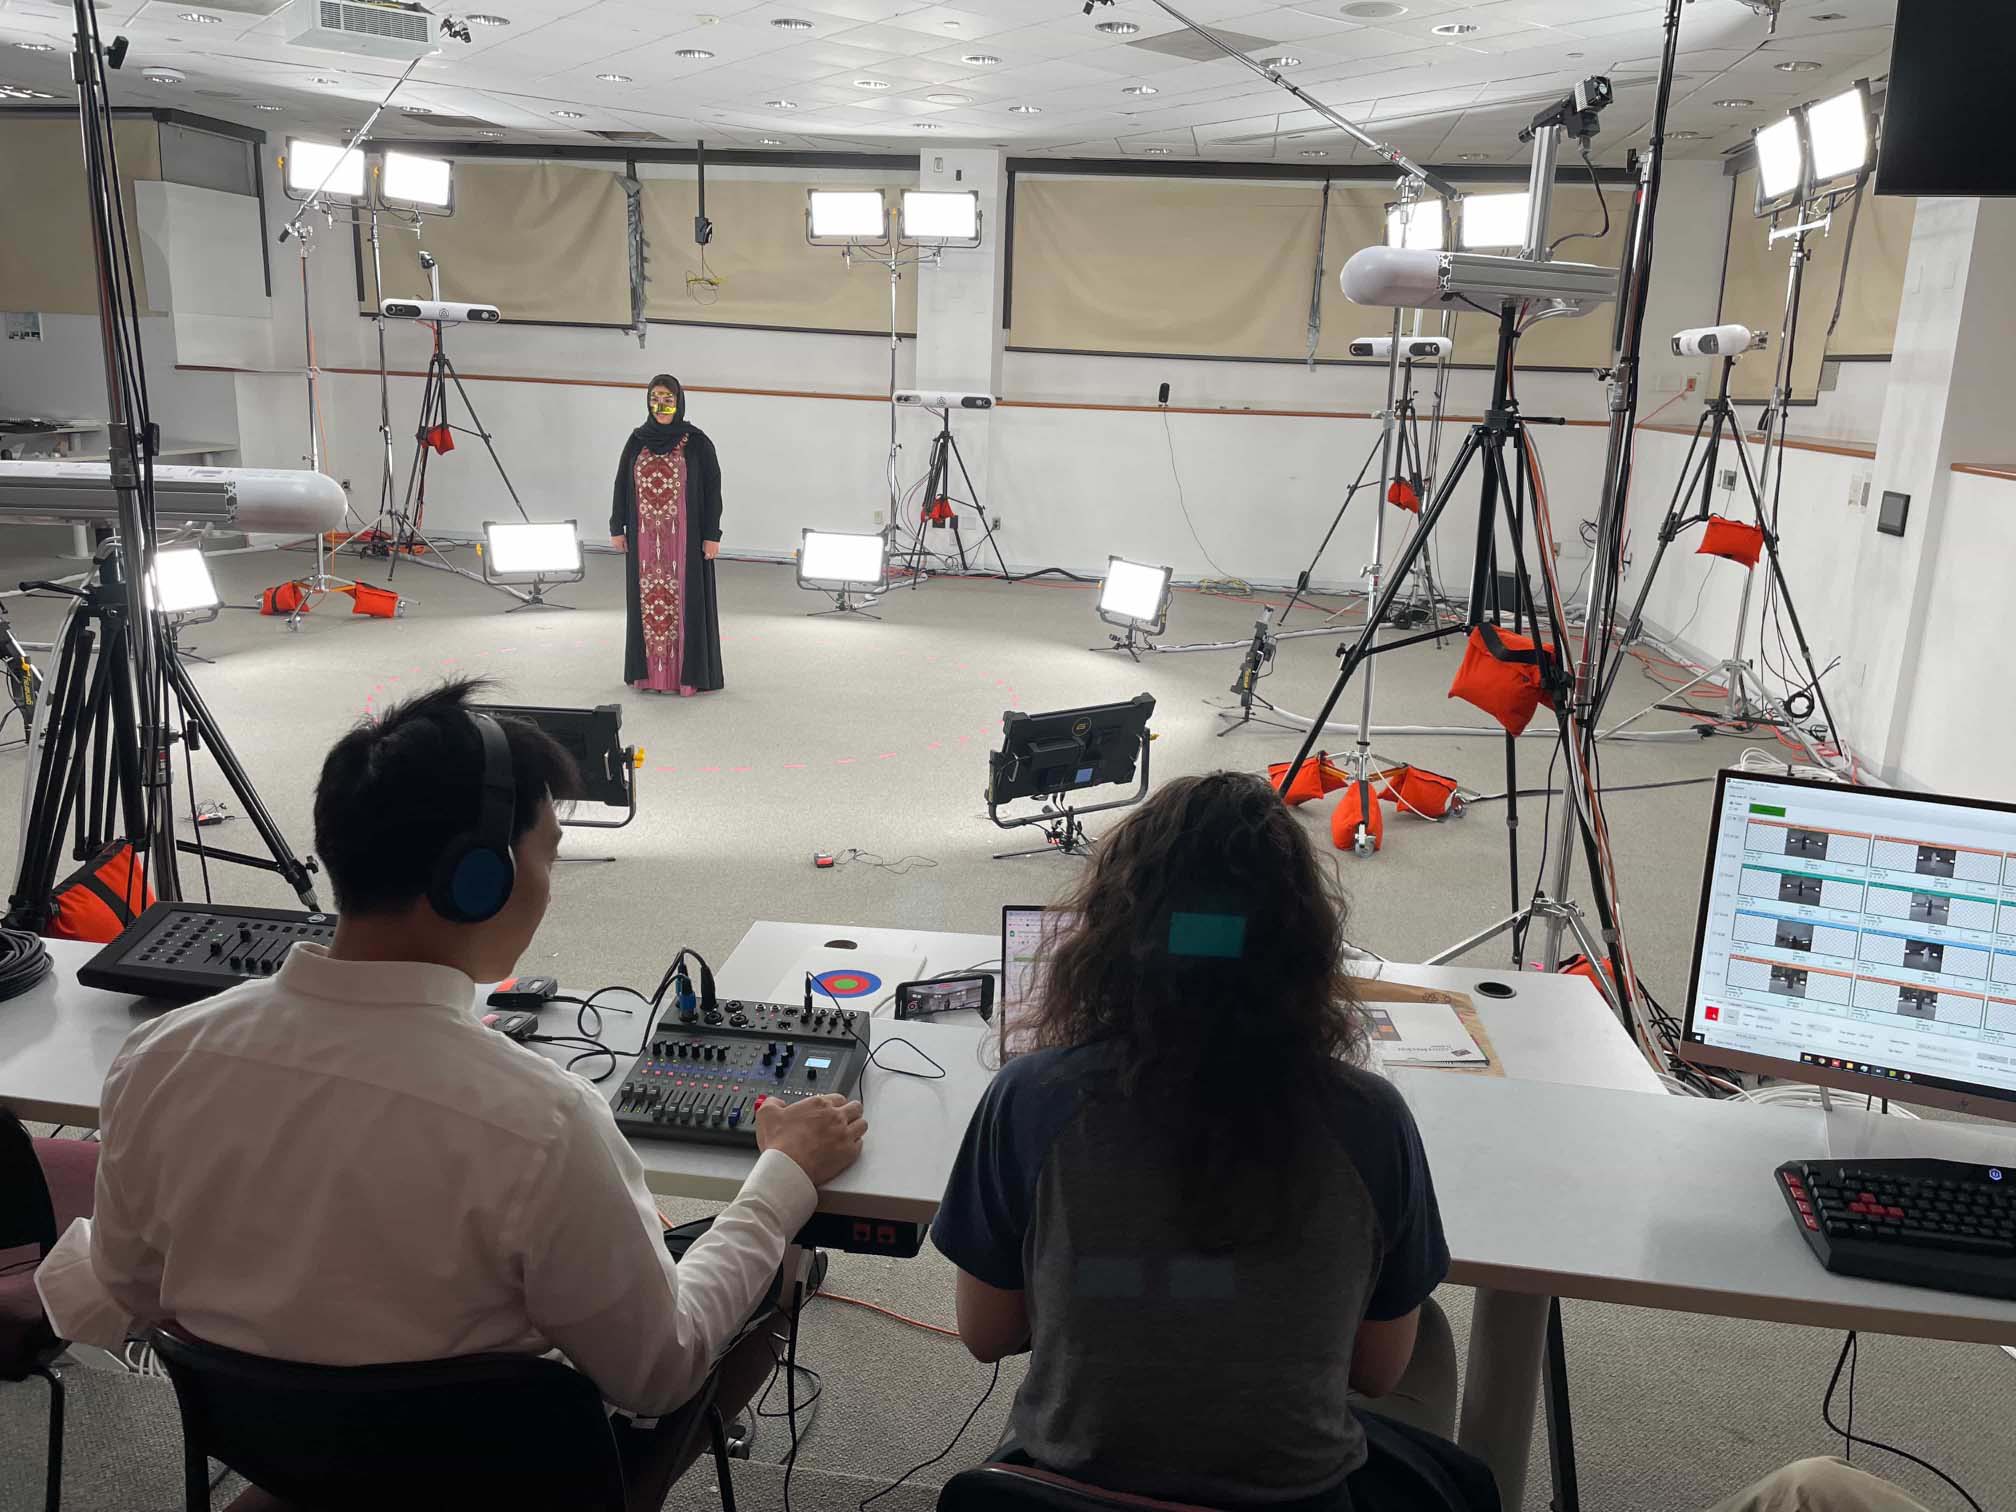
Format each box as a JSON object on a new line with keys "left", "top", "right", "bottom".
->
{"left": 610, "top": 374, "right": 726, "bottom": 691}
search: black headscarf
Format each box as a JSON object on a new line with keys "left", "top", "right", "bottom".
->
{"left": 632, "top": 373, "right": 690, "bottom": 454}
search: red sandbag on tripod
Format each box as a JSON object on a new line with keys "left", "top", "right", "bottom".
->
{"left": 1697, "top": 514, "right": 1765, "bottom": 568}
{"left": 1447, "top": 624, "right": 1562, "bottom": 737}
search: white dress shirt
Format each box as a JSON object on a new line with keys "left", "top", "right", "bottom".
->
{"left": 36, "top": 945, "right": 817, "bottom": 1415}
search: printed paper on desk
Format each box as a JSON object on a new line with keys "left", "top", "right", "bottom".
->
{"left": 1365, "top": 1000, "right": 1489, "bottom": 1068}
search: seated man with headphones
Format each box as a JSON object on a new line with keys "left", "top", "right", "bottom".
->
{"left": 38, "top": 678, "right": 867, "bottom": 1505}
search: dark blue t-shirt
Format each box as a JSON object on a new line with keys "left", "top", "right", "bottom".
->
{"left": 931, "top": 1043, "right": 1449, "bottom": 1502}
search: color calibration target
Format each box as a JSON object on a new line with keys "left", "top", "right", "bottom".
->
{"left": 813, "top": 969, "right": 883, "bottom": 999}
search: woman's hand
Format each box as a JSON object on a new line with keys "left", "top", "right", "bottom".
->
{"left": 609, "top": 534, "right": 626, "bottom": 553}
{"left": 703, "top": 540, "right": 720, "bottom": 560}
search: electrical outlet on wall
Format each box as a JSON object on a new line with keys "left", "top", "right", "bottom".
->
{"left": 991, "top": 515, "right": 1003, "bottom": 530}
{"left": 872, "top": 510, "right": 884, "bottom": 526}
{"left": 1848, "top": 469, "right": 1871, "bottom": 511}
{"left": 1718, "top": 468, "right": 1738, "bottom": 492}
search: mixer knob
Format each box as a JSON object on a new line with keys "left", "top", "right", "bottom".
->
{"left": 806, "top": 1068, "right": 818, "bottom": 1083}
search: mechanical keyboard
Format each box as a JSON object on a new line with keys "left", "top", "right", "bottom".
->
{"left": 1776, "top": 1158, "right": 2016, "bottom": 1301}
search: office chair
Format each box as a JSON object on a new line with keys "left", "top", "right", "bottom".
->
{"left": 939, "top": 1465, "right": 1215, "bottom": 1512}
{"left": 0, "top": 1111, "right": 98, "bottom": 1512}
{"left": 149, "top": 1321, "right": 743, "bottom": 1512}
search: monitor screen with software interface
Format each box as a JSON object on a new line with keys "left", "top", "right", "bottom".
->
{"left": 1680, "top": 771, "right": 2016, "bottom": 1123}
{"left": 1001, "top": 905, "right": 1079, "bottom": 1060}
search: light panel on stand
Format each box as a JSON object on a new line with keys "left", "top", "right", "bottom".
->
{"left": 285, "top": 138, "right": 365, "bottom": 202}
{"left": 807, "top": 189, "right": 890, "bottom": 245}
{"left": 1458, "top": 192, "right": 1529, "bottom": 252}
{"left": 379, "top": 150, "right": 454, "bottom": 213}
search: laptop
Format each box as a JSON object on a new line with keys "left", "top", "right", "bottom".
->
{"left": 999, "top": 904, "right": 1078, "bottom": 1059}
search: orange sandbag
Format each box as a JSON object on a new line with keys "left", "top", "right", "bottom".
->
{"left": 1448, "top": 625, "right": 1559, "bottom": 737}
{"left": 1330, "top": 780, "right": 1385, "bottom": 854}
{"left": 1268, "top": 752, "right": 1347, "bottom": 807}
{"left": 1698, "top": 515, "right": 1765, "bottom": 568}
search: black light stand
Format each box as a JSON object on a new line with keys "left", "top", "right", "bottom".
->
{"left": 889, "top": 403, "right": 1011, "bottom": 585}
{"left": 383, "top": 266, "right": 537, "bottom": 604}
{"left": 6, "top": 555, "right": 322, "bottom": 932}
{"left": 1215, "top": 607, "right": 1298, "bottom": 737}
{"left": 1276, "top": 73, "right": 1651, "bottom": 1004}
{"left": 1593, "top": 350, "right": 1840, "bottom": 770}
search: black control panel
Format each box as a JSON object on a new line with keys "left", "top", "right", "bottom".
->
{"left": 611, "top": 998, "right": 869, "bottom": 1149}
{"left": 77, "top": 902, "right": 337, "bottom": 1001}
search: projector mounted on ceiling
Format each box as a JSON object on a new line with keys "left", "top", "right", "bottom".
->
{"left": 287, "top": 0, "right": 438, "bottom": 62}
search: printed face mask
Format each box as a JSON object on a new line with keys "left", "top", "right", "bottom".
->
{"left": 651, "top": 397, "right": 679, "bottom": 420}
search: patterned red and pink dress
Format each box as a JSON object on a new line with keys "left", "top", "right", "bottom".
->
{"left": 612, "top": 397, "right": 725, "bottom": 695}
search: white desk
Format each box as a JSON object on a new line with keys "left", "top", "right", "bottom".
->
{"left": 11, "top": 927, "right": 2016, "bottom": 1509}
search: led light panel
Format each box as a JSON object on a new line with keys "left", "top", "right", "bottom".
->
{"left": 1386, "top": 200, "right": 1445, "bottom": 252}
{"left": 1097, "top": 557, "right": 1173, "bottom": 631}
{"left": 1807, "top": 86, "right": 1872, "bottom": 187}
{"left": 381, "top": 150, "right": 453, "bottom": 210}
{"left": 1754, "top": 115, "right": 1808, "bottom": 210}
{"left": 807, "top": 189, "right": 889, "bottom": 243}
{"left": 286, "top": 138, "right": 365, "bottom": 201}
{"left": 147, "top": 546, "right": 219, "bottom": 614}
{"left": 1459, "top": 192, "right": 1530, "bottom": 252}
{"left": 798, "top": 528, "right": 887, "bottom": 588}
{"left": 484, "top": 520, "right": 581, "bottom": 576}
{"left": 901, "top": 189, "right": 980, "bottom": 245}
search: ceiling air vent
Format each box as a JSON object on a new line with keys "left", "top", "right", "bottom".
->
{"left": 589, "top": 128, "right": 673, "bottom": 143}
{"left": 1127, "top": 27, "right": 1275, "bottom": 63}
{"left": 287, "top": 0, "right": 437, "bottom": 62}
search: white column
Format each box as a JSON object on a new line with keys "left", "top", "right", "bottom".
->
{"left": 912, "top": 149, "right": 1008, "bottom": 562}
{"left": 1848, "top": 199, "right": 2016, "bottom": 775}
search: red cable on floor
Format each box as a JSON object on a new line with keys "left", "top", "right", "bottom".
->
{"left": 813, "top": 1291, "right": 961, "bottom": 1340}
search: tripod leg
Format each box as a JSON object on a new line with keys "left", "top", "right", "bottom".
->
{"left": 443, "top": 355, "right": 531, "bottom": 522}
{"left": 169, "top": 659, "right": 322, "bottom": 909}
{"left": 1280, "top": 436, "right": 1381, "bottom": 628}
{"left": 1276, "top": 425, "right": 1487, "bottom": 797}
{"left": 6, "top": 613, "right": 95, "bottom": 926}
{"left": 946, "top": 431, "right": 1008, "bottom": 580}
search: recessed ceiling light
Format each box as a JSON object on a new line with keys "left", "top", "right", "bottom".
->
{"left": 1299, "top": 148, "right": 1328, "bottom": 157}
{"left": 176, "top": 11, "right": 220, "bottom": 23}
{"left": 760, "top": 136, "right": 783, "bottom": 145}
{"left": 401, "top": 105, "right": 432, "bottom": 114}
{"left": 141, "top": 66, "right": 185, "bottom": 83}
{"left": 770, "top": 17, "right": 813, "bottom": 30}
{"left": 1122, "top": 84, "right": 1157, "bottom": 95}
{"left": 1261, "top": 55, "right": 1301, "bottom": 68}
{"left": 1666, "top": 129, "right": 1704, "bottom": 140}
{"left": 1457, "top": 152, "right": 1491, "bottom": 160}
{"left": 941, "top": 18, "right": 959, "bottom": 27}
{"left": 1774, "top": 59, "right": 1822, "bottom": 72}
{"left": 1007, "top": 104, "right": 1041, "bottom": 114}
{"left": 926, "top": 92, "right": 973, "bottom": 105}
{"left": 254, "top": 103, "right": 282, "bottom": 111}
{"left": 854, "top": 77, "right": 890, "bottom": 89}
{"left": 0, "top": 83, "right": 55, "bottom": 98}
{"left": 552, "top": 109, "right": 583, "bottom": 119}
{"left": 478, "top": 129, "right": 504, "bottom": 137}
{"left": 1715, "top": 98, "right": 1755, "bottom": 109}
{"left": 766, "top": 98, "right": 799, "bottom": 109}
{"left": 1811, "top": 11, "right": 1845, "bottom": 19}
{"left": 962, "top": 53, "right": 1001, "bottom": 66}
{"left": 15, "top": 41, "right": 56, "bottom": 51}
{"left": 1431, "top": 22, "right": 1478, "bottom": 36}
{"left": 309, "top": 75, "right": 341, "bottom": 85}
{"left": 1341, "top": 1, "right": 1407, "bottom": 15}
{"left": 673, "top": 48, "right": 713, "bottom": 59}
{"left": 596, "top": 72, "right": 631, "bottom": 82}
{"left": 1094, "top": 19, "right": 1139, "bottom": 34}
{"left": 914, "top": 121, "right": 942, "bottom": 129}
{"left": 465, "top": 12, "right": 509, "bottom": 24}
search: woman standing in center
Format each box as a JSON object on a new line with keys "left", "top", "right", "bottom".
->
{"left": 610, "top": 373, "right": 725, "bottom": 695}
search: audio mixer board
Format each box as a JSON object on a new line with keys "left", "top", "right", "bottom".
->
{"left": 78, "top": 902, "right": 337, "bottom": 1001}
{"left": 610, "top": 999, "right": 869, "bottom": 1150}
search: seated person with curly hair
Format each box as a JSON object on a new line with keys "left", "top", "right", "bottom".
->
{"left": 932, "top": 771, "right": 1492, "bottom": 1512}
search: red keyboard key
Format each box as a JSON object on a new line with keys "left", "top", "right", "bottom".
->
{"left": 1804, "top": 1215, "right": 1819, "bottom": 1230}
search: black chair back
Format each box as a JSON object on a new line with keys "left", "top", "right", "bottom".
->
{"left": 939, "top": 1465, "right": 1216, "bottom": 1512}
{"left": 0, "top": 1110, "right": 59, "bottom": 1256}
{"left": 148, "top": 1322, "right": 629, "bottom": 1512}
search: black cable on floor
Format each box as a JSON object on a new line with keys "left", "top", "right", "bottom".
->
{"left": 858, "top": 1361, "right": 1001, "bottom": 1512}
{"left": 1822, "top": 1332, "right": 1982, "bottom": 1511}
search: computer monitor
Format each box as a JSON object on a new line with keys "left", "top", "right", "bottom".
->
{"left": 1000, "top": 905, "right": 1079, "bottom": 1060}
{"left": 1680, "top": 770, "right": 2016, "bottom": 1123}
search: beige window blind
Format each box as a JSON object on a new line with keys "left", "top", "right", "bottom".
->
{"left": 1009, "top": 176, "right": 1323, "bottom": 358}
{"left": 364, "top": 160, "right": 629, "bottom": 325}
{"left": 1720, "top": 169, "right": 1915, "bottom": 403}
{"left": 0, "top": 116, "right": 161, "bottom": 315}
{"left": 640, "top": 170, "right": 918, "bottom": 334}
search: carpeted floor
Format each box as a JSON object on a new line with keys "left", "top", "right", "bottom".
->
{"left": 2, "top": 547, "right": 2011, "bottom": 1512}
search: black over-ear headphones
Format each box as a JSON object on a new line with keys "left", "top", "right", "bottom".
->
{"left": 428, "top": 713, "right": 517, "bottom": 924}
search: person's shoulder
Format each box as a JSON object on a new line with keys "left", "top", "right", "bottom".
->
{"left": 1318, "top": 1062, "right": 1424, "bottom": 1164}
